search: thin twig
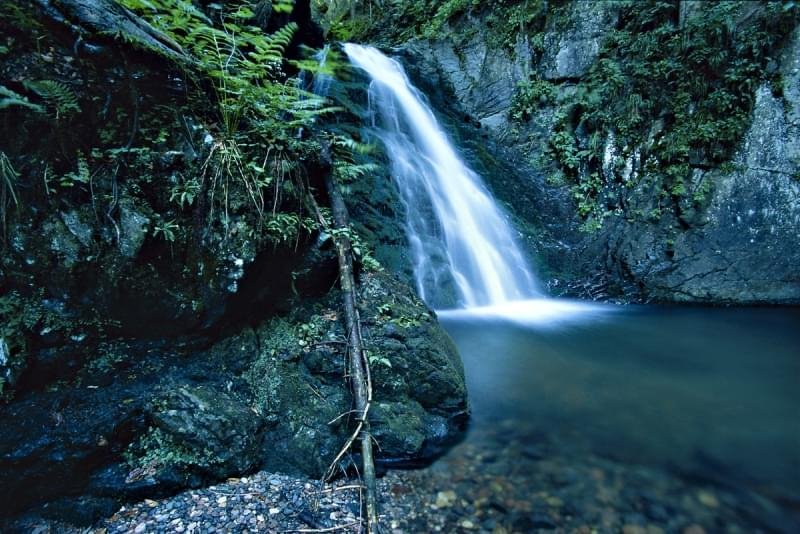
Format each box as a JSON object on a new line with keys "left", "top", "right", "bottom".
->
{"left": 328, "top": 410, "right": 361, "bottom": 425}
{"left": 318, "top": 484, "right": 364, "bottom": 494}
{"left": 283, "top": 522, "right": 360, "bottom": 533}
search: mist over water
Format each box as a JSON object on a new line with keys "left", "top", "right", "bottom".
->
{"left": 440, "top": 306, "right": 800, "bottom": 508}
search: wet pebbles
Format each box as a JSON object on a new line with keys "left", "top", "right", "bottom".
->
{"left": 92, "top": 424, "right": 795, "bottom": 533}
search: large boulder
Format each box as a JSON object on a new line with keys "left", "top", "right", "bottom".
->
{"left": 146, "top": 385, "right": 265, "bottom": 479}
{"left": 0, "top": 272, "right": 468, "bottom": 526}
{"left": 246, "top": 271, "right": 468, "bottom": 476}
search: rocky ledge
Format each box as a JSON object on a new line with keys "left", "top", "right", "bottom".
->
{"left": 0, "top": 270, "right": 468, "bottom": 526}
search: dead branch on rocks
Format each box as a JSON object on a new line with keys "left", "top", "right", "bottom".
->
{"left": 309, "top": 160, "right": 380, "bottom": 532}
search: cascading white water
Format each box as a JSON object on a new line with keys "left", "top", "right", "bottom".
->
{"left": 344, "top": 43, "right": 540, "bottom": 309}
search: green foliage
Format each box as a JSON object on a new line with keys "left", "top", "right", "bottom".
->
{"left": 0, "top": 85, "right": 43, "bottom": 113}
{"left": 366, "top": 349, "right": 391, "bottom": 368}
{"left": 328, "top": 225, "right": 382, "bottom": 271}
{"left": 59, "top": 153, "right": 91, "bottom": 188}
{"left": 153, "top": 219, "right": 179, "bottom": 242}
{"left": 263, "top": 211, "right": 318, "bottom": 243}
{"left": 116, "top": 0, "right": 333, "bottom": 233}
{"left": 544, "top": 0, "right": 799, "bottom": 229}
{"left": 169, "top": 176, "right": 201, "bottom": 208}
{"left": 330, "top": 135, "right": 378, "bottom": 183}
{"left": 22, "top": 80, "right": 80, "bottom": 119}
{"left": 0, "top": 3, "right": 43, "bottom": 35}
{"left": 483, "top": 0, "right": 549, "bottom": 51}
{"left": 419, "top": 0, "right": 482, "bottom": 39}
{"left": 0, "top": 152, "right": 20, "bottom": 242}
{"left": 117, "top": 0, "right": 321, "bottom": 137}
{"left": 325, "top": 0, "right": 549, "bottom": 46}
{"left": 510, "top": 78, "right": 555, "bottom": 121}
{"left": 548, "top": 129, "right": 581, "bottom": 171}
{"left": 125, "top": 426, "right": 221, "bottom": 475}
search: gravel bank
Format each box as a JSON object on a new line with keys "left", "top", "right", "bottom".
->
{"left": 12, "top": 423, "right": 797, "bottom": 533}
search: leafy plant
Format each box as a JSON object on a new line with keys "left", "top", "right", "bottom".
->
{"left": 152, "top": 219, "right": 178, "bottom": 242}
{"left": 263, "top": 211, "right": 317, "bottom": 244}
{"left": 366, "top": 349, "right": 391, "bottom": 368}
{"left": 169, "top": 176, "right": 201, "bottom": 208}
{"left": 22, "top": 80, "right": 80, "bottom": 119}
{"left": 60, "top": 153, "right": 91, "bottom": 188}
{"left": 510, "top": 78, "right": 555, "bottom": 122}
{"left": 117, "top": 0, "right": 332, "bottom": 231}
{"left": 330, "top": 134, "right": 378, "bottom": 183}
{"left": 0, "top": 85, "right": 43, "bottom": 113}
{"left": 0, "top": 152, "right": 20, "bottom": 242}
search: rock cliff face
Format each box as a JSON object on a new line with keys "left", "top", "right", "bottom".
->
{"left": 396, "top": 2, "right": 800, "bottom": 303}
{"left": 608, "top": 75, "right": 800, "bottom": 303}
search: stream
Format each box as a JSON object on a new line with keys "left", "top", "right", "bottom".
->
{"left": 433, "top": 304, "right": 800, "bottom": 530}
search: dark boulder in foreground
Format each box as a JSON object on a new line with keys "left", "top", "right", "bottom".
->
{"left": 0, "top": 271, "right": 468, "bottom": 526}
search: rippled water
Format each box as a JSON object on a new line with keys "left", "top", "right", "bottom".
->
{"left": 440, "top": 304, "right": 800, "bottom": 514}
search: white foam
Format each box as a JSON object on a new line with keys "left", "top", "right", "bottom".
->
{"left": 436, "top": 299, "right": 614, "bottom": 327}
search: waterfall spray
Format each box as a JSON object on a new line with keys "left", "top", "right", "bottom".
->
{"left": 344, "top": 44, "right": 540, "bottom": 309}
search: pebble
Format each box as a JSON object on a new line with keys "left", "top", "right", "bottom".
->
{"left": 434, "top": 490, "right": 456, "bottom": 508}
{"left": 19, "top": 424, "right": 784, "bottom": 534}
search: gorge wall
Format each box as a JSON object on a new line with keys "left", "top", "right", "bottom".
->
{"left": 353, "top": 0, "right": 800, "bottom": 303}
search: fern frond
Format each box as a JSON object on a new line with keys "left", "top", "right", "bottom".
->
{"left": 0, "top": 85, "right": 43, "bottom": 113}
{"left": 61, "top": 153, "right": 91, "bottom": 187}
{"left": 22, "top": 80, "right": 80, "bottom": 119}
{"left": 333, "top": 161, "right": 379, "bottom": 182}
{"left": 332, "top": 135, "right": 376, "bottom": 156}
{"left": 272, "top": 0, "right": 295, "bottom": 14}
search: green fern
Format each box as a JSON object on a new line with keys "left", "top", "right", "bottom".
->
{"left": 272, "top": 0, "right": 295, "bottom": 14}
{"left": 61, "top": 153, "right": 91, "bottom": 188}
{"left": 22, "top": 80, "right": 80, "bottom": 119}
{"left": 1, "top": 152, "right": 20, "bottom": 243}
{"left": 0, "top": 85, "right": 43, "bottom": 113}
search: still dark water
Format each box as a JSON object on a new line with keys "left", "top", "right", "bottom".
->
{"left": 438, "top": 303, "right": 800, "bottom": 526}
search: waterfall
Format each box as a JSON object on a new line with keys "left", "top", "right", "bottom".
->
{"left": 344, "top": 43, "right": 540, "bottom": 309}
{"left": 311, "top": 44, "right": 333, "bottom": 97}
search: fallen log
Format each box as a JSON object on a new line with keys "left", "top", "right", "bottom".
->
{"left": 28, "top": 0, "right": 192, "bottom": 65}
